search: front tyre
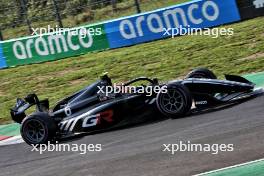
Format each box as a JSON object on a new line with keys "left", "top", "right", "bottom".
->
{"left": 21, "top": 112, "right": 57, "bottom": 145}
{"left": 185, "top": 68, "right": 217, "bottom": 79}
{"left": 156, "top": 84, "right": 192, "bottom": 119}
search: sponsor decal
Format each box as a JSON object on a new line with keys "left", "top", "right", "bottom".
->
{"left": 13, "top": 33, "right": 93, "bottom": 60}
{"left": 59, "top": 110, "right": 113, "bottom": 131}
{"left": 105, "top": 0, "right": 241, "bottom": 48}
{"left": 195, "top": 101, "right": 208, "bottom": 105}
{"left": 59, "top": 112, "right": 98, "bottom": 131}
{"left": 2, "top": 24, "right": 109, "bottom": 67}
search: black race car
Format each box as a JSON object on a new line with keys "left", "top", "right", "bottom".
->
{"left": 10, "top": 68, "right": 263, "bottom": 145}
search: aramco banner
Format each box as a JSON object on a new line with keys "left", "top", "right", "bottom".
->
{"left": 1, "top": 24, "right": 108, "bottom": 67}
{"left": 0, "top": 0, "right": 263, "bottom": 69}
{"left": 104, "top": 0, "right": 241, "bottom": 48}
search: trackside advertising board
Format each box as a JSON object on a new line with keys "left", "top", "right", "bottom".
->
{"left": 0, "top": 0, "right": 263, "bottom": 69}
{"left": 236, "top": 0, "right": 264, "bottom": 20}
{"left": 0, "top": 43, "right": 7, "bottom": 68}
{"left": 1, "top": 24, "right": 108, "bottom": 67}
{"left": 105, "top": 0, "right": 241, "bottom": 48}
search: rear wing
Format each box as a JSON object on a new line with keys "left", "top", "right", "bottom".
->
{"left": 10, "top": 94, "right": 49, "bottom": 123}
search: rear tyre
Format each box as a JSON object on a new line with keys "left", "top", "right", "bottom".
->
{"left": 185, "top": 68, "right": 217, "bottom": 79}
{"left": 21, "top": 112, "right": 57, "bottom": 145}
{"left": 156, "top": 84, "right": 192, "bottom": 119}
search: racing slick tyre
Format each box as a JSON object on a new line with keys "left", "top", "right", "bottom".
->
{"left": 21, "top": 112, "right": 57, "bottom": 145}
{"left": 156, "top": 84, "right": 192, "bottom": 119}
{"left": 185, "top": 68, "right": 217, "bottom": 79}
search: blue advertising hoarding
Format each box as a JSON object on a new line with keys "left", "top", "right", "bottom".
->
{"left": 105, "top": 0, "right": 241, "bottom": 48}
{"left": 0, "top": 43, "right": 7, "bottom": 68}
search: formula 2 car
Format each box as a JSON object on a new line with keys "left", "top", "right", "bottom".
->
{"left": 10, "top": 68, "right": 263, "bottom": 145}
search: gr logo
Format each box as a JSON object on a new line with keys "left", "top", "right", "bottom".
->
{"left": 59, "top": 112, "right": 98, "bottom": 131}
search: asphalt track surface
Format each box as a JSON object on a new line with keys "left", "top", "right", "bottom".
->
{"left": 1, "top": 95, "right": 264, "bottom": 176}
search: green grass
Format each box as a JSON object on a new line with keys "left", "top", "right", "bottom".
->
{"left": 0, "top": 17, "right": 264, "bottom": 124}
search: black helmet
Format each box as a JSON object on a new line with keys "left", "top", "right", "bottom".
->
{"left": 100, "top": 72, "right": 112, "bottom": 86}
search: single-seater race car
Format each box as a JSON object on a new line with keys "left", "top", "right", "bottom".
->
{"left": 10, "top": 68, "right": 263, "bottom": 145}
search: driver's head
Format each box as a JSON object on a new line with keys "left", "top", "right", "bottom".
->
{"left": 100, "top": 73, "right": 112, "bottom": 86}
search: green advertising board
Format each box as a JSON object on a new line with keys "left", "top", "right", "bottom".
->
{"left": 1, "top": 24, "right": 109, "bottom": 67}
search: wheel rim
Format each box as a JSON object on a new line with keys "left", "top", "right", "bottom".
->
{"left": 159, "top": 89, "right": 184, "bottom": 114}
{"left": 24, "top": 119, "right": 46, "bottom": 143}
